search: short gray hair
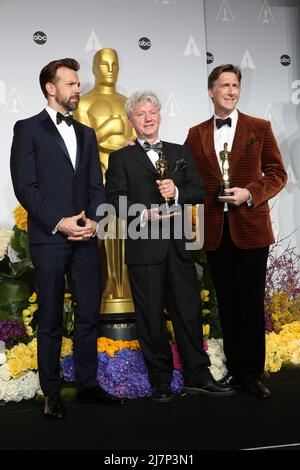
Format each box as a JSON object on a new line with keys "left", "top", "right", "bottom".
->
{"left": 125, "top": 90, "right": 161, "bottom": 117}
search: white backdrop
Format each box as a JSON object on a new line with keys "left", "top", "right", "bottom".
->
{"left": 0, "top": 0, "right": 299, "bottom": 253}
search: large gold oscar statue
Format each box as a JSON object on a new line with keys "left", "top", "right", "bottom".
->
{"left": 74, "top": 48, "right": 135, "bottom": 315}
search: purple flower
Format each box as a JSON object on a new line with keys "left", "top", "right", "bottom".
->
{"left": 0, "top": 320, "right": 28, "bottom": 347}
{"left": 60, "top": 355, "right": 75, "bottom": 382}
{"left": 60, "top": 349, "right": 184, "bottom": 399}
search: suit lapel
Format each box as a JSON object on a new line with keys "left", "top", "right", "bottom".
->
{"left": 38, "top": 109, "right": 74, "bottom": 171}
{"left": 230, "top": 112, "right": 256, "bottom": 173}
{"left": 133, "top": 140, "right": 160, "bottom": 177}
{"left": 73, "top": 120, "right": 84, "bottom": 173}
{"left": 199, "top": 118, "right": 222, "bottom": 179}
{"left": 161, "top": 142, "right": 183, "bottom": 175}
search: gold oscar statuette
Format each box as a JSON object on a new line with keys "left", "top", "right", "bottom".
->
{"left": 73, "top": 48, "right": 136, "bottom": 316}
{"left": 155, "top": 151, "right": 178, "bottom": 215}
{"left": 219, "top": 142, "right": 232, "bottom": 196}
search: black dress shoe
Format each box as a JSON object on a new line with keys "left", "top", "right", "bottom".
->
{"left": 77, "top": 385, "right": 124, "bottom": 405}
{"left": 218, "top": 373, "right": 241, "bottom": 388}
{"left": 152, "top": 383, "right": 173, "bottom": 403}
{"left": 242, "top": 376, "right": 271, "bottom": 399}
{"left": 44, "top": 395, "right": 65, "bottom": 419}
{"left": 185, "top": 376, "right": 235, "bottom": 397}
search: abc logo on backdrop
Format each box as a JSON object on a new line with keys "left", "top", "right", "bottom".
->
{"left": 280, "top": 55, "right": 291, "bottom": 66}
{"left": 33, "top": 31, "right": 47, "bottom": 45}
{"left": 138, "top": 37, "right": 151, "bottom": 50}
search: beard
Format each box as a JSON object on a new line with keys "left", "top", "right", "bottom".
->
{"left": 56, "top": 94, "right": 80, "bottom": 112}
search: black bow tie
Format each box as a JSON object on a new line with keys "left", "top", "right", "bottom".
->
{"left": 56, "top": 112, "right": 73, "bottom": 126}
{"left": 216, "top": 117, "right": 231, "bottom": 129}
{"left": 143, "top": 141, "right": 162, "bottom": 152}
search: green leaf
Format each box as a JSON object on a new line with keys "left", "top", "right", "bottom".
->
{"left": 194, "top": 248, "right": 207, "bottom": 265}
{"left": 0, "top": 278, "right": 32, "bottom": 307}
{"left": 0, "top": 299, "right": 29, "bottom": 319}
{"left": 10, "top": 225, "right": 30, "bottom": 260}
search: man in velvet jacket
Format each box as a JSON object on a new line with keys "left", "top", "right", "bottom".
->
{"left": 105, "top": 90, "right": 234, "bottom": 403}
{"left": 185, "top": 64, "right": 287, "bottom": 399}
{"left": 10, "top": 58, "right": 122, "bottom": 419}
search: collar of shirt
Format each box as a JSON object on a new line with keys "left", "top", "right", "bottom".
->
{"left": 45, "top": 105, "right": 73, "bottom": 126}
{"left": 213, "top": 108, "right": 238, "bottom": 155}
{"left": 214, "top": 108, "right": 238, "bottom": 133}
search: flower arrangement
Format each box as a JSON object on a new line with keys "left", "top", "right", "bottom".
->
{"left": 194, "top": 249, "right": 222, "bottom": 338}
{"left": 1, "top": 205, "right": 300, "bottom": 403}
{"left": 264, "top": 240, "right": 300, "bottom": 372}
{"left": 265, "top": 321, "right": 300, "bottom": 372}
{"left": 0, "top": 204, "right": 35, "bottom": 321}
{"left": 264, "top": 242, "right": 300, "bottom": 332}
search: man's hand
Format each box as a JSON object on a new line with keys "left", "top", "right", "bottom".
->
{"left": 144, "top": 207, "right": 176, "bottom": 222}
{"left": 156, "top": 179, "right": 176, "bottom": 200}
{"left": 124, "top": 139, "right": 135, "bottom": 146}
{"left": 218, "top": 187, "right": 251, "bottom": 206}
{"left": 58, "top": 211, "right": 97, "bottom": 241}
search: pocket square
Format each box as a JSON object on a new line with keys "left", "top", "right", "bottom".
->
{"left": 174, "top": 158, "right": 188, "bottom": 172}
{"left": 245, "top": 138, "right": 256, "bottom": 149}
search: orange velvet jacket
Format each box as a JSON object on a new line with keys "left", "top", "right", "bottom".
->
{"left": 185, "top": 111, "right": 287, "bottom": 251}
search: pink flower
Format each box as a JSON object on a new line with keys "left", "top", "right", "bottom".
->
{"left": 170, "top": 342, "right": 183, "bottom": 371}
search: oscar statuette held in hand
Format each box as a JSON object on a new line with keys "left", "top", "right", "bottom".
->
{"left": 155, "top": 150, "right": 178, "bottom": 216}
{"left": 219, "top": 142, "right": 233, "bottom": 197}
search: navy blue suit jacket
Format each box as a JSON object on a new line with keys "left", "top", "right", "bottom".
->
{"left": 10, "top": 109, "right": 105, "bottom": 244}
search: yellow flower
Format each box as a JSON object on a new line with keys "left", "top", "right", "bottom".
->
{"left": 22, "top": 308, "right": 33, "bottom": 320}
{"left": 202, "top": 309, "right": 210, "bottom": 316}
{"left": 28, "top": 292, "right": 37, "bottom": 303}
{"left": 31, "top": 356, "right": 38, "bottom": 370}
{"left": 13, "top": 204, "right": 28, "bottom": 231}
{"left": 203, "top": 324, "right": 210, "bottom": 337}
{"left": 201, "top": 289, "right": 209, "bottom": 302}
{"left": 61, "top": 337, "right": 73, "bottom": 358}
{"left": 25, "top": 325, "right": 34, "bottom": 336}
{"left": 28, "top": 338, "right": 38, "bottom": 353}
{"left": 8, "top": 358, "right": 24, "bottom": 378}
{"left": 97, "top": 337, "right": 140, "bottom": 355}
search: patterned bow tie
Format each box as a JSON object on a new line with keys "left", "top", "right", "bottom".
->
{"left": 56, "top": 112, "right": 73, "bottom": 126}
{"left": 216, "top": 117, "right": 231, "bottom": 129}
{"left": 143, "top": 141, "right": 162, "bottom": 152}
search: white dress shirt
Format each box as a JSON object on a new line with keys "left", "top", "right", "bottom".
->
{"left": 214, "top": 110, "right": 237, "bottom": 212}
{"left": 213, "top": 108, "right": 238, "bottom": 171}
{"left": 213, "top": 109, "right": 252, "bottom": 209}
{"left": 45, "top": 106, "right": 77, "bottom": 234}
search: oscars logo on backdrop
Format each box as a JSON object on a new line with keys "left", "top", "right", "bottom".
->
{"left": 164, "top": 93, "right": 183, "bottom": 118}
{"left": 240, "top": 50, "right": 256, "bottom": 70}
{"left": 183, "top": 34, "right": 201, "bottom": 56}
{"left": 216, "top": 1, "right": 235, "bottom": 22}
{"left": 257, "top": 0, "right": 275, "bottom": 23}
{"left": 3, "top": 88, "right": 26, "bottom": 113}
{"left": 264, "top": 104, "right": 284, "bottom": 136}
{"left": 85, "top": 30, "right": 102, "bottom": 52}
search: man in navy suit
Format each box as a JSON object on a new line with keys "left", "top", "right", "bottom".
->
{"left": 10, "top": 58, "right": 122, "bottom": 418}
{"left": 105, "top": 90, "right": 234, "bottom": 403}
